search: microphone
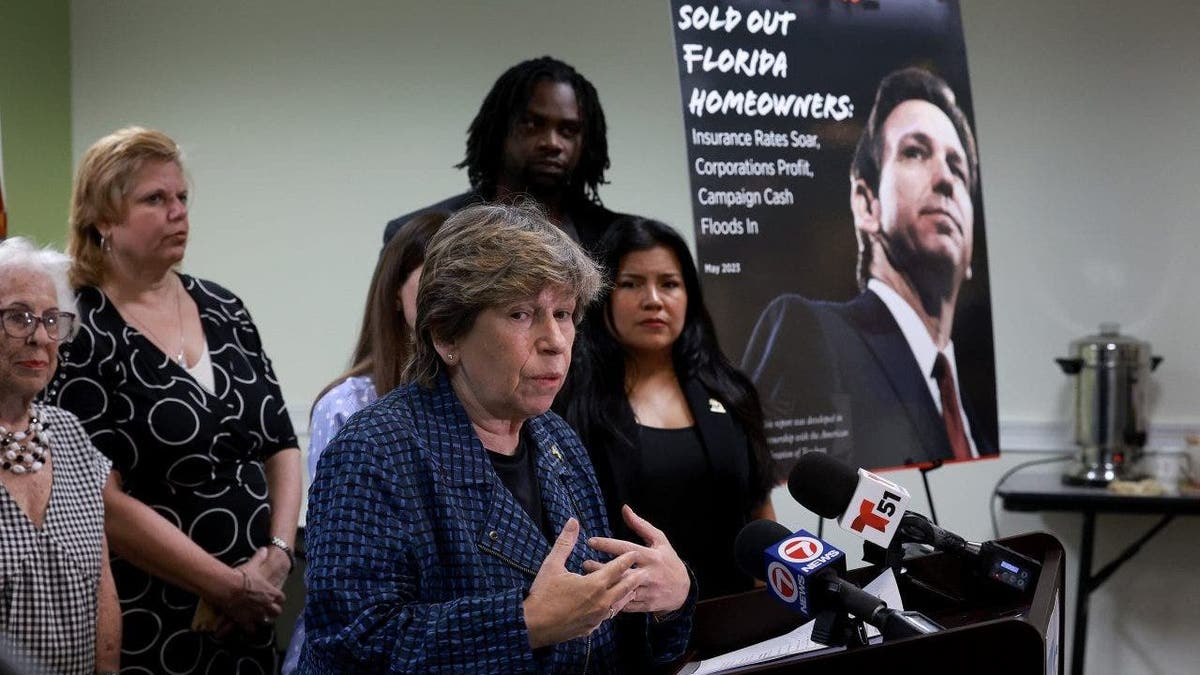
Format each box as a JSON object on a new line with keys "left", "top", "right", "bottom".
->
{"left": 734, "top": 519, "right": 846, "bottom": 619}
{"left": 734, "top": 520, "right": 941, "bottom": 643}
{"left": 787, "top": 452, "right": 911, "bottom": 548}
{"left": 788, "top": 453, "right": 1041, "bottom": 594}
{"left": 892, "top": 511, "right": 1042, "bottom": 594}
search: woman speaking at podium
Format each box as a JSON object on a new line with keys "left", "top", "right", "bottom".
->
{"left": 300, "top": 204, "right": 695, "bottom": 673}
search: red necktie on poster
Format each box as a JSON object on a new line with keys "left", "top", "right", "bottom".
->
{"left": 933, "top": 353, "right": 971, "bottom": 460}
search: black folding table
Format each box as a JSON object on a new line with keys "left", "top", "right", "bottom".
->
{"left": 997, "top": 472, "right": 1200, "bottom": 675}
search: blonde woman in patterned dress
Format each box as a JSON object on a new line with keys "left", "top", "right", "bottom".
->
{"left": 0, "top": 237, "right": 118, "bottom": 674}
{"left": 47, "top": 127, "right": 302, "bottom": 674}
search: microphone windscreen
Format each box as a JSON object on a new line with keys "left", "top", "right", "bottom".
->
{"left": 733, "top": 519, "right": 792, "bottom": 581}
{"left": 787, "top": 452, "right": 859, "bottom": 519}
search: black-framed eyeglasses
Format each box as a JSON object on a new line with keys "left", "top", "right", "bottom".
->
{"left": 0, "top": 308, "right": 77, "bottom": 342}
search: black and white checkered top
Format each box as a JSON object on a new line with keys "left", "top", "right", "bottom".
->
{"left": 0, "top": 405, "right": 111, "bottom": 675}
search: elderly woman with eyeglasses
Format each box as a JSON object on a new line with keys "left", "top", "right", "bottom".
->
{"left": 42, "top": 127, "right": 300, "bottom": 674}
{"left": 0, "top": 238, "right": 119, "bottom": 674}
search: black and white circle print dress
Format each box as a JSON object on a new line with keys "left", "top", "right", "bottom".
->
{"left": 43, "top": 274, "right": 298, "bottom": 675}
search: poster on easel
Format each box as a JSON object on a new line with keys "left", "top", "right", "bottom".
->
{"left": 668, "top": 0, "right": 997, "bottom": 478}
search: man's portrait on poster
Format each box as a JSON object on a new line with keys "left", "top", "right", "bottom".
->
{"left": 742, "top": 66, "right": 998, "bottom": 472}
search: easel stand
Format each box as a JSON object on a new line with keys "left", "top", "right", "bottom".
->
{"left": 919, "top": 459, "right": 945, "bottom": 525}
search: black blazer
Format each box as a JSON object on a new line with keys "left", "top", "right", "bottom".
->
{"left": 594, "top": 378, "right": 762, "bottom": 534}
{"left": 742, "top": 291, "right": 997, "bottom": 470}
{"left": 383, "top": 190, "right": 625, "bottom": 254}
{"left": 575, "top": 377, "right": 768, "bottom": 602}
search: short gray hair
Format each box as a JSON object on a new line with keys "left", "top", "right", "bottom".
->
{"left": 0, "top": 237, "right": 79, "bottom": 335}
{"left": 407, "top": 202, "right": 603, "bottom": 388}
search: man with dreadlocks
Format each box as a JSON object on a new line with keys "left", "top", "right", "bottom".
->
{"left": 384, "top": 56, "right": 625, "bottom": 253}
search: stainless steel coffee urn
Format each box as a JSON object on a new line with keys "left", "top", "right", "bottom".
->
{"left": 1056, "top": 323, "right": 1162, "bottom": 486}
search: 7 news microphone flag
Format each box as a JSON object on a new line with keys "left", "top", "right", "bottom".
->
{"left": 734, "top": 519, "right": 942, "bottom": 645}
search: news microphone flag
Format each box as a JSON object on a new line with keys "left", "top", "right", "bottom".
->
{"left": 789, "top": 453, "right": 1040, "bottom": 595}
{"left": 834, "top": 468, "right": 911, "bottom": 548}
{"left": 763, "top": 529, "right": 844, "bottom": 618}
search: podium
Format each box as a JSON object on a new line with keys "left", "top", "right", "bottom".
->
{"left": 679, "top": 532, "right": 1065, "bottom": 675}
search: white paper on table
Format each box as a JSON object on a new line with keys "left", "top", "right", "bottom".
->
{"left": 681, "top": 569, "right": 903, "bottom": 675}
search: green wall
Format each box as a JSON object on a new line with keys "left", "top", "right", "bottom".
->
{"left": 0, "top": 0, "right": 71, "bottom": 247}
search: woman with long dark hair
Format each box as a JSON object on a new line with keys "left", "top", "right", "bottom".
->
{"left": 558, "top": 217, "right": 775, "bottom": 599}
{"left": 305, "top": 211, "right": 446, "bottom": 480}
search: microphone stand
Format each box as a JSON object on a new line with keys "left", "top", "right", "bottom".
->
{"left": 812, "top": 608, "right": 870, "bottom": 649}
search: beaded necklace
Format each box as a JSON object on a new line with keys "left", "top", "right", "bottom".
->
{"left": 0, "top": 407, "right": 49, "bottom": 475}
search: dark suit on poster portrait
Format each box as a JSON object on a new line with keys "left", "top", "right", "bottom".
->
{"left": 741, "top": 66, "right": 998, "bottom": 471}
{"left": 742, "top": 290, "right": 996, "bottom": 470}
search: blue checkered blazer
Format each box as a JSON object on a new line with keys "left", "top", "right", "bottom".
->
{"left": 299, "top": 375, "right": 693, "bottom": 673}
